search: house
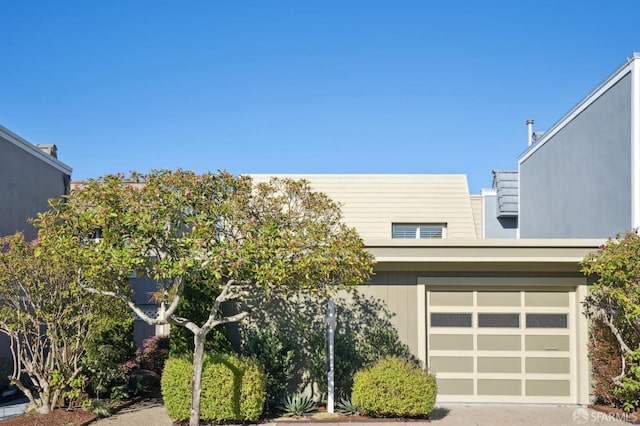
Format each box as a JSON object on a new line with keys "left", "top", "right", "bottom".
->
{"left": 0, "top": 125, "right": 72, "bottom": 361}
{"left": 0, "top": 125, "right": 72, "bottom": 240}
{"left": 251, "top": 174, "right": 600, "bottom": 405}
{"left": 517, "top": 53, "right": 640, "bottom": 239}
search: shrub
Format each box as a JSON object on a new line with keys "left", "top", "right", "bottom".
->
{"left": 240, "top": 325, "right": 296, "bottom": 407}
{"left": 352, "top": 356, "right": 436, "bottom": 418}
{"left": 589, "top": 319, "right": 625, "bottom": 406}
{"left": 162, "top": 353, "right": 266, "bottom": 422}
{"left": 136, "top": 335, "right": 170, "bottom": 375}
{"left": 83, "top": 302, "right": 136, "bottom": 399}
{"left": 277, "top": 392, "right": 316, "bottom": 417}
{"left": 169, "top": 276, "right": 232, "bottom": 357}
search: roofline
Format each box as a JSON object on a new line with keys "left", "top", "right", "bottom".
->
{"left": 0, "top": 124, "right": 73, "bottom": 175}
{"left": 519, "top": 53, "right": 640, "bottom": 164}
{"left": 366, "top": 238, "right": 602, "bottom": 270}
{"left": 365, "top": 238, "right": 603, "bottom": 249}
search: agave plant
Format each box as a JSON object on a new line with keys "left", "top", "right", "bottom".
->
{"left": 278, "top": 392, "right": 317, "bottom": 417}
{"left": 336, "top": 396, "right": 359, "bottom": 416}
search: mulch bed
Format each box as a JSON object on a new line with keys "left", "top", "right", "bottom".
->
{"left": 0, "top": 409, "right": 97, "bottom": 426}
{"left": 589, "top": 404, "right": 640, "bottom": 424}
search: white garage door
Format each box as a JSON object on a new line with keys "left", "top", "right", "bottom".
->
{"left": 427, "top": 288, "right": 576, "bottom": 403}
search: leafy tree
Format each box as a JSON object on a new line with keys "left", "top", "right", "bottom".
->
{"left": 582, "top": 231, "right": 640, "bottom": 410}
{"left": 0, "top": 233, "right": 95, "bottom": 413}
{"left": 35, "top": 170, "right": 374, "bottom": 426}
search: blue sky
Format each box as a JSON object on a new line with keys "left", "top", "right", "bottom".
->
{"left": 1, "top": 1, "right": 639, "bottom": 193}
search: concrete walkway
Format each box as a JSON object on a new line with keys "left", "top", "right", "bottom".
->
{"left": 90, "top": 400, "right": 636, "bottom": 426}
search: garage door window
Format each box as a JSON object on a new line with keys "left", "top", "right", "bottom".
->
{"left": 526, "top": 313, "right": 567, "bottom": 328}
{"left": 431, "top": 313, "right": 472, "bottom": 327}
{"left": 478, "top": 313, "right": 520, "bottom": 328}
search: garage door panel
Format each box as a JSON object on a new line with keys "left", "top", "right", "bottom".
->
{"left": 430, "top": 356, "right": 474, "bottom": 373}
{"left": 525, "top": 357, "right": 570, "bottom": 374}
{"left": 477, "top": 291, "right": 521, "bottom": 306}
{"left": 525, "top": 335, "right": 570, "bottom": 351}
{"left": 427, "top": 287, "right": 575, "bottom": 403}
{"left": 477, "top": 357, "right": 521, "bottom": 373}
{"left": 478, "top": 379, "right": 521, "bottom": 396}
{"left": 526, "top": 380, "right": 571, "bottom": 396}
{"left": 477, "top": 334, "right": 521, "bottom": 351}
{"left": 430, "top": 291, "right": 473, "bottom": 306}
{"left": 437, "top": 379, "right": 474, "bottom": 395}
{"left": 430, "top": 334, "right": 473, "bottom": 350}
{"left": 525, "top": 292, "right": 569, "bottom": 307}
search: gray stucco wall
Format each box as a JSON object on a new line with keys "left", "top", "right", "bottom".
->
{"left": 519, "top": 72, "right": 632, "bottom": 238}
{"left": 0, "top": 138, "right": 70, "bottom": 240}
{"left": 483, "top": 194, "right": 518, "bottom": 238}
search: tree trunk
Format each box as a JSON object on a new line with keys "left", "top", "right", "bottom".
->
{"left": 189, "top": 332, "right": 206, "bottom": 426}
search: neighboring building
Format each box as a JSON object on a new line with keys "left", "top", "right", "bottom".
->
{"left": 518, "top": 53, "right": 640, "bottom": 238}
{"left": 0, "top": 125, "right": 72, "bottom": 361}
{"left": 0, "top": 125, "right": 72, "bottom": 240}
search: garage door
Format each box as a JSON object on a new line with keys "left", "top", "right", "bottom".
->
{"left": 427, "top": 288, "right": 575, "bottom": 403}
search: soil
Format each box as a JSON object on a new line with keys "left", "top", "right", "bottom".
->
{"left": 0, "top": 408, "right": 97, "bottom": 426}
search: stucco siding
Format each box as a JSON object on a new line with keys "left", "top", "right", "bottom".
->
{"left": 0, "top": 136, "right": 70, "bottom": 240}
{"left": 483, "top": 194, "right": 518, "bottom": 238}
{"left": 519, "top": 73, "right": 632, "bottom": 238}
{"left": 251, "top": 174, "right": 479, "bottom": 242}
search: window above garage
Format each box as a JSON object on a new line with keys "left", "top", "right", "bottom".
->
{"left": 392, "top": 223, "right": 446, "bottom": 239}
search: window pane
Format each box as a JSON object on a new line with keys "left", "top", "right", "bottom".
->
{"left": 419, "top": 226, "right": 443, "bottom": 238}
{"left": 526, "top": 314, "right": 567, "bottom": 328}
{"left": 478, "top": 313, "right": 520, "bottom": 328}
{"left": 392, "top": 225, "right": 417, "bottom": 239}
{"left": 431, "top": 313, "right": 472, "bottom": 327}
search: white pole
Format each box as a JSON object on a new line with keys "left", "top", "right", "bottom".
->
{"left": 324, "top": 299, "right": 336, "bottom": 413}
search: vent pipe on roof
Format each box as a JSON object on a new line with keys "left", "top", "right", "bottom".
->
{"left": 526, "top": 119, "right": 534, "bottom": 146}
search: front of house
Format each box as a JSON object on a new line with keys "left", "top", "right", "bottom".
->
{"left": 250, "top": 174, "right": 600, "bottom": 405}
{"left": 8, "top": 53, "right": 640, "bottom": 407}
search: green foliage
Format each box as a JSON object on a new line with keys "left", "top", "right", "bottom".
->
{"left": 242, "top": 292, "right": 417, "bottom": 400}
{"left": 162, "top": 353, "right": 266, "bottom": 422}
{"left": 169, "top": 277, "right": 232, "bottom": 358}
{"left": 352, "top": 356, "right": 437, "bottom": 418}
{"left": 83, "top": 302, "right": 136, "bottom": 399}
{"left": 617, "top": 350, "right": 640, "bottom": 412}
{"left": 336, "top": 396, "right": 359, "bottom": 416}
{"left": 35, "top": 170, "right": 374, "bottom": 425}
{"left": 85, "top": 398, "right": 112, "bottom": 417}
{"left": 240, "top": 325, "right": 296, "bottom": 407}
{"left": 278, "top": 392, "right": 317, "bottom": 417}
{"left": 582, "top": 231, "right": 640, "bottom": 410}
{"left": 0, "top": 233, "right": 98, "bottom": 413}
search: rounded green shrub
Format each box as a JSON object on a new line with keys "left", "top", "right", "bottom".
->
{"left": 161, "top": 353, "right": 266, "bottom": 422}
{"left": 352, "top": 356, "right": 437, "bottom": 418}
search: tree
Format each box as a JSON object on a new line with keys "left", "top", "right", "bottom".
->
{"left": 582, "top": 231, "right": 640, "bottom": 410}
{"left": 0, "top": 233, "right": 94, "bottom": 413}
{"left": 35, "top": 170, "right": 374, "bottom": 426}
